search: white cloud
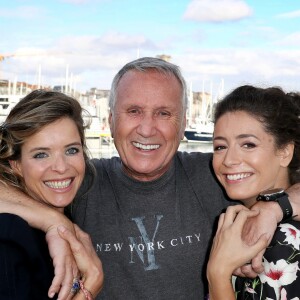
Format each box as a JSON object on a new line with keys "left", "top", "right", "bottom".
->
{"left": 173, "top": 48, "right": 300, "bottom": 94}
{"left": 275, "top": 32, "right": 300, "bottom": 46}
{"left": 277, "top": 9, "right": 300, "bottom": 19}
{"left": 183, "top": 0, "right": 253, "bottom": 22}
{"left": 100, "top": 32, "right": 155, "bottom": 50}
{"left": 3, "top": 35, "right": 300, "bottom": 94}
{"left": 50, "top": 33, "right": 156, "bottom": 55}
{"left": 1, "top": 33, "right": 155, "bottom": 90}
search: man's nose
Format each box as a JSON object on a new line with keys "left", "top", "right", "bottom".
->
{"left": 136, "top": 113, "right": 157, "bottom": 137}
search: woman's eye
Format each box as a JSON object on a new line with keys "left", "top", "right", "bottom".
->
{"left": 213, "top": 145, "right": 226, "bottom": 151}
{"left": 243, "top": 143, "right": 256, "bottom": 149}
{"left": 33, "top": 152, "right": 48, "bottom": 159}
{"left": 66, "top": 147, "right": 80, "bottom": 155}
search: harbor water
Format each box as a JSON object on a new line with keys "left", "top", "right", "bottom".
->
{"left": 87, "top": 138, "right": 213, "bottom": 159}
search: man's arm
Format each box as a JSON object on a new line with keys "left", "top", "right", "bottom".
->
{"left": 286, "top": 183, "right": 300, "bottom": 220}
{"left": 0, "top": 184, "right": 77, "bottom": 299}
{"left": 244, "top": 183, "right": 300, "bottom": 243}
{"left": 236, "top": 183, "right": 300, "bottom": 277}
{"left": 0, "top": 183, "right": 73, "bottom": 230}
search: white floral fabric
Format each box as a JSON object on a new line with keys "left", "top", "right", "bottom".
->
{"left": 234, "top": 220, "right": 300, "bottom": 300}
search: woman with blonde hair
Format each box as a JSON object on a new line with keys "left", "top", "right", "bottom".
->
{"left": 0, "top": 89, "right": 103, "bottom": 299}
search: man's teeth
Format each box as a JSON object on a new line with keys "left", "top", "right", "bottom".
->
{"left": 45, "top": 179, "right": 72, "bottom": 189}
{"left": 227, "top": 173, "right": 251, "bottom": 181}
{"left": 133, "top": 142, "right": 160, "bottom": 150}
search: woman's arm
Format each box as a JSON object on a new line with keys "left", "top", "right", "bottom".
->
{"left": 58, "top": 224, "right": 104, "bottom": 299}
{"left": 207, "top": 205, "right": 269, "bottom": 300}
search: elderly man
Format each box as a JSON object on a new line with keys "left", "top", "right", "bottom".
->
{"left": 0, "top": 57, "right": 299, "bottom": 299}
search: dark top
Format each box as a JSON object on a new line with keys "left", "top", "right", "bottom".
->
{"left": 0, "top": 213, "right": 57, "bottom": 299}
{"left": 234, "top": 219, "right": 300, "bottom": 299}
{"left": 70, "top": 152, "right": 231, "bottom": 299}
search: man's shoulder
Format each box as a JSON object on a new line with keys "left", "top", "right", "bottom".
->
{"left": 177, "top": 150, "right": 213, "bottom": 158}
{"left": 82, "top": 157, "right": 122, "bottom": 194}
{"left": 177, "top": 151, "right": 213, "bottom": 170}
{"left": 176, "top": 151, "right": 220, "bottom": 187}
{"left": 176, "top": 151, "right": 229, "bottom": 217}
{"left": 91, "top": 156, "right": 121, "bottom": 172}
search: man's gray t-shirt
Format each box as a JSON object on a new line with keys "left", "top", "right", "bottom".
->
{"left": 71, "top": 151, "right": 230, "bottom": 299}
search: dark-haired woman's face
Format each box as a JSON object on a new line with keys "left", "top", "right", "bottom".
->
{"left": 212, "top": 111, "right": 293, "bottom": 207}
{"left": 10, "top": 117, "right": 85, "bottom": 212}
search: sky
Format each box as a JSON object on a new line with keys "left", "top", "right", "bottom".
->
{"left": 1, "top": 0, "right": 300, "bottom": 97}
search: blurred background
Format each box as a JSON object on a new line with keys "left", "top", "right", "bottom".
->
{"left": 1, "top": 0, "right": 299, "bottom": 156}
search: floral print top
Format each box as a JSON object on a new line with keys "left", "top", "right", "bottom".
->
{"left": 233, "top": 220, "right": 300, "bottom": 300}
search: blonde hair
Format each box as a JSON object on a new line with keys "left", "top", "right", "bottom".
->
{"left": 0, "top": 89, "right": 94, "bottom": 191}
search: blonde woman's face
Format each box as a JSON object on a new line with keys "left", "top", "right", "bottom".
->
{"left": 11, "top": 117, "right": 85, "bottom": 212}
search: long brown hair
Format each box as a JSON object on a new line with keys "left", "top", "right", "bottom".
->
{"left": 0, "top": 89, "right": 94, "bottom": 191}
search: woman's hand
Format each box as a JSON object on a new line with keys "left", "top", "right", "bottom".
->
{"left": 207, "top": 205, "right": 269, "bottom": 300}
{"left": 58, "top": 224, "right": 104, "bottom": 299}
{"left": 46, "top": 223, "right": 79, "bottom": 299}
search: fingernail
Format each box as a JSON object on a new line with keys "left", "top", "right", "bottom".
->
{"left": 49, "top": 291, "right": 55, "bottom": 298}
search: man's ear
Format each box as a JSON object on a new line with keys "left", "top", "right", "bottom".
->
{"left": 108, "top": 112, "right": 114, "bottom": 138}
{"left": 181, "top": 114, "right": 187, "bottom": 140}
{"left": 9, "top": 160, "right": 23, "bottom": 176}
{"left": 279, "top": 143, "right": 294, "bottom": 167}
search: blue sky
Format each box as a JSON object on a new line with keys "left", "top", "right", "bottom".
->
{"left": 1, "top": 0, "right": 300, "bottom": 96}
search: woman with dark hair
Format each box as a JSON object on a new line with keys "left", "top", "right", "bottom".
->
{"left": 207, "top": 85, "right": 300, "bottom": 299}
{"left": 0, "top": 90, "right": 103, "bottom": 299}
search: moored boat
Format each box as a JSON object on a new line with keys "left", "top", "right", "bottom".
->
{"left": 184, "top": 121, "right": 213, "bottom": 143}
